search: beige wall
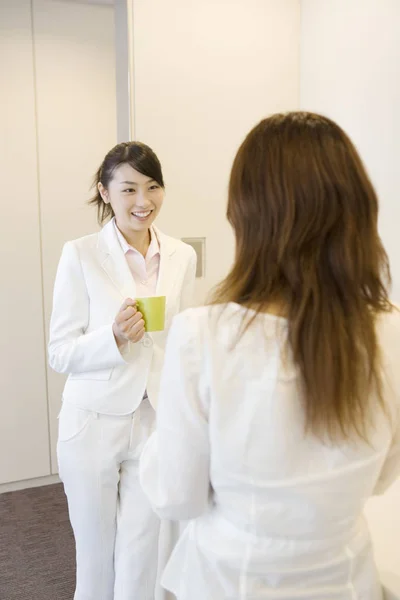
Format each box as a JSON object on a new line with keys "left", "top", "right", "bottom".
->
{"left": 300, "top": 0, "right": 400, "bottom": 576}
{"left": 130, "top": 0, "right": 301, "bottom": 303}
{"left": 0, "top": 0, "right": 116, "bottom": 486}
{"left": 0, "top": 0, "right": 50, "bottom": 484}
{"left": 300, "top": 0, "right": 400, "bottom": 302}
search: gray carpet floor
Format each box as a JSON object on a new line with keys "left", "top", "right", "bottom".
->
{"left": 0, "top": 483, "right": 75, "bottom": 600}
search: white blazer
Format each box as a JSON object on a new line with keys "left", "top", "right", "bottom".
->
{"left": 48, "top": 219, "right": 197, "bottom": 414}
{"left": 140, "top": 304, "right": 400, "bottom": 599}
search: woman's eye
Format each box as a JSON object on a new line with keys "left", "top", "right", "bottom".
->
{"left": 124, "top": 188, "right": 135, "bottom": 193}
{"left": 149, "top": 185, "right": 159, "bottom": 190}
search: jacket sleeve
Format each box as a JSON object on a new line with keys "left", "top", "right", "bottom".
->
{"left": 140, "top": 310, "right": 211, "bottom": 520}
{"left": 374, "top": 313, "right": 400, "bottom": 495}
{"left": 48, "top": 241, "right": 138, "bottom": 374}
{"left": 374, "top": 407, "right": 400, "bottom": 495}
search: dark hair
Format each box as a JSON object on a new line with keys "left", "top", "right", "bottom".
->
{"left": 212, "top": 111, "right": 392, "bottom": 442}
{"left": 89, "top": 141, "right": 165, "bottom": 224}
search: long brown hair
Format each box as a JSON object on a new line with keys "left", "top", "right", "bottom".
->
{"left": 213, "top": 112, "right": 392, "bottom": 441}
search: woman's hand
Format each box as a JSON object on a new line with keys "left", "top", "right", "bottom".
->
{"left": 113, "top": 298, "right": 145, "bottom": 348}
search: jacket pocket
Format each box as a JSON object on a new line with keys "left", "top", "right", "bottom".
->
{"left": 68, "top": 367, "right": 113, "bottom": 381}
{"left": 58, "top": 402, "right": 93, "bottom": 442}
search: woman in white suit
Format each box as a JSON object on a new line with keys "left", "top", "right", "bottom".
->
{"left": 48, "top": 141, "right": 196, "bottom": 600}
{"left": 140, "top": 113, "right": 400, "bottom": 599}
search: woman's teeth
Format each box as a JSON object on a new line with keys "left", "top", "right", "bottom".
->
{"left": 132, "top": 210, "right": 152, "bottom": 218}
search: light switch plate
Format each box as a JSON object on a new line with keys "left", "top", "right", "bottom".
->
{"left": 181, "top": 237, "right": 205, "bottom": 278}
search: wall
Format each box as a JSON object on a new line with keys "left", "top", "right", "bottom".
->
{"left": 0, "top": 0, "right": 116, "bottom": 488}
{"left": 300, "top": 0, "right": 400, "bottom": 576}
{"left": 300, "top": 0, "right": 400, "bottom": 302}
{"left": 130, "top": 0, "right": 301, "bottom": 303}
{"left": 0, "top": 0, "right": 50, "bottom": 484}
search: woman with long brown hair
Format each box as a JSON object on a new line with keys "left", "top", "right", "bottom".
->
{"left": 140, "top": 112, "right": 400, "bottom": 599}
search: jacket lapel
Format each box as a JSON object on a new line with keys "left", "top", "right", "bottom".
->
{"left": 98, "top": 219, "right": 137, "bottom": 300}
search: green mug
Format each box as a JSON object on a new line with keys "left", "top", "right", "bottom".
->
{"left": 136, "top": 296, "right": 166, "bottom": 332}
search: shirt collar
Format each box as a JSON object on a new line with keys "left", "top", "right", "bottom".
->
{"left": 114, "top": 219, "right": 160, "bottom": 258}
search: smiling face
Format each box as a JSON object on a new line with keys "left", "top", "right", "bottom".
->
{"left": 98, "top": 163, "right": 165, "bottom": 239}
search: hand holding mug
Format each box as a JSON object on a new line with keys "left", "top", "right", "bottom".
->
{"left": 113, "top": 298, "right": 145, "bottom": 348}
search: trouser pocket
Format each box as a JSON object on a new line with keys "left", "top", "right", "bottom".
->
{"left": 57, "top": 402, "right": 94, "bottom": 443}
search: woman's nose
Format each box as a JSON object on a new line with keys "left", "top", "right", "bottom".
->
{"left": 135, "top": 189, "right": 149, "bottom": 206}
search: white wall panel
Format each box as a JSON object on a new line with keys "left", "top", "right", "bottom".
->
{"left": 0, "top": 0, "right": 50, "bottom": 483}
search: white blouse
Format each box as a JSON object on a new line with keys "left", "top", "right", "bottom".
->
{"left": 140, "top": 303, "right": 400, "bottom": 600}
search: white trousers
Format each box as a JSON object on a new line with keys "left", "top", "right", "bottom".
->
{"left": 57, "top": 398, "right": 165, "bottom": 600}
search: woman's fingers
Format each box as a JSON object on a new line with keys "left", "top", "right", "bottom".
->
{"left": 113, "top": 298, "right": 145, "bottom": 344}
{"left": 127, "top": 314, "right": 146, "bottom": 342}
{"left": 115, "top": 299, "right": 137, "bottom": 325}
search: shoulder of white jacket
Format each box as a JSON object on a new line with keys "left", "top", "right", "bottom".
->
{"left": 178, "top": 302, "right": 244, "bottom": 330}
{"left": 64, "top": 230, "right": 100, "bottom": 251}
{"left": 175, "top": 304, "right": 211, "bottom": 326}
{"left": 64, "top": 219, "right": 115, "bottom": 255}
